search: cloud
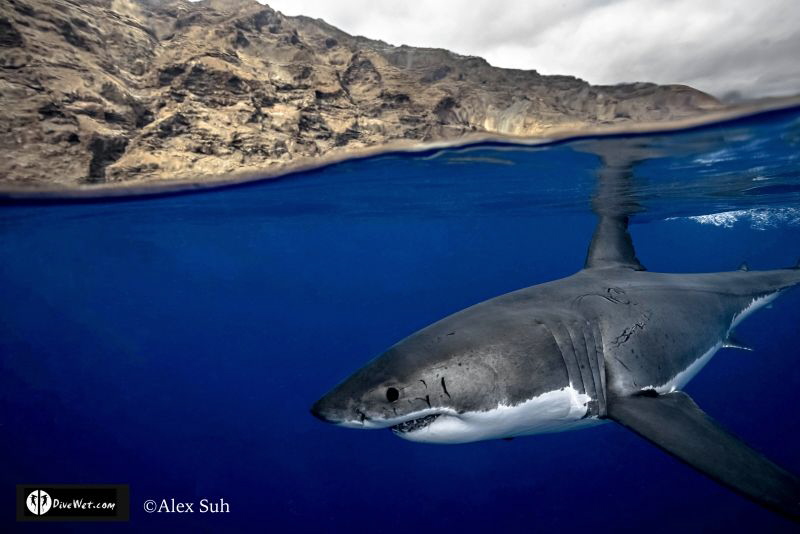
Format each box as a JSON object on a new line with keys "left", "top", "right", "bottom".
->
{"left": 264, "top": 0, "right": 800, "bottom": 98}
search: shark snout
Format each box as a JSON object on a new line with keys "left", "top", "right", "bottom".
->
{"left": 310, "top": 392, "right": 357, "bottom": 425}
{"left": 309, "top": 397, "right": 338, "bottom": 423}
{"left": 311, "top": 392, "right": 376, "bottom": 427}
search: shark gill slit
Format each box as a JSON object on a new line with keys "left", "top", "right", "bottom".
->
{"left": 545, "top": 319, "right": 587, "bottom": 397}
{"left": 540, "top": 321, "right": 577, "bottom": 393}
{"left": 581, "top": 326, "right": 601, "bottom": 395}
{"left": 582, "top": 323, "right": 607, "bottom": 416}
{"left": 565, "top": 322, "right": 597, "bottom": 405}
{"left": 590, "top": 321, "right": 608, "bottom": 414}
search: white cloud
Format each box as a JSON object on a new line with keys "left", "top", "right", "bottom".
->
{"left": 263, "top": 0, "right": 800, "bottom": 99}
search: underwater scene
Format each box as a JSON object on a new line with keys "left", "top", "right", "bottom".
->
{"left": 2, "top": 106, "right": 800, "bottom": 532}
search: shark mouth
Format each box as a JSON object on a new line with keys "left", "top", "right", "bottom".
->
{"left": 391, "top": 414, "right": 441, "bottom": 434}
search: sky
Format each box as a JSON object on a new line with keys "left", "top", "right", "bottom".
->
{"left": 264, "top": 0, "right": 800, "bottom": 99}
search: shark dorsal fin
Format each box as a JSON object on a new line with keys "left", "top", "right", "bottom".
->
{"left": 584, "top": 215, "right": 645, "bottom": 270}
{"left": 583, "top": 161, "right": 645, "bottom": 271}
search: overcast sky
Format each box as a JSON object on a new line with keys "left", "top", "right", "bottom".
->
{"left": 264, "top": 0, "right": 800, "bottom": 99}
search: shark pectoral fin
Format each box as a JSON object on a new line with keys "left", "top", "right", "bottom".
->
{"left": 607, "top": 391, "right": 800, "bottom": 521}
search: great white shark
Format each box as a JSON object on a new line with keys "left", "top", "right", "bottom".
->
{"left": 311, "top": 143, "right": 800, "bottom": 520}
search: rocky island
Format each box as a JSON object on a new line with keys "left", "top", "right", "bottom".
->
{"left": 0, "top": 0, "right": 722, "bottom": 190}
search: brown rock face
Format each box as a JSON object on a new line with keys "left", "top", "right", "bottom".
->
{"left": 0, "top": 0, "right": 721, "bottom": 188}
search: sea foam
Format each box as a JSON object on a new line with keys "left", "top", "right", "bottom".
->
{"left": 669, "top": 207, "right": 800, "bottom": 230}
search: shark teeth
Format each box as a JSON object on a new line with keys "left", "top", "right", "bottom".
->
{"left": 391, "top": 414, "right": 440, "bottom": 434}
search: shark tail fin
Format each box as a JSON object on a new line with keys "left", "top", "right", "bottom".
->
{"left": 608, "top": 391, "right": 800, "bottom": 521}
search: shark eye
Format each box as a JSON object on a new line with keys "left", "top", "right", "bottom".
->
{"left": 386, "top": 387, "right": 399, "bottom": 402}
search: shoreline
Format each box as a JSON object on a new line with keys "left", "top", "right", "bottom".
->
{"left": 2, "top": 96, "right": 799, "bottom": 204}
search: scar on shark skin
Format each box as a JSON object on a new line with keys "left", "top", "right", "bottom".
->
{"left": 614, "top": 356, "right": 632, "bottom": 372}
{"left": 611, "top": 311, "right": 652, "bottom": 347}
{"left": 414, "top": 395, "right": 432, "bottom": 409}
{"left": 573, "top": 287, "right": 631, "bottom": 307}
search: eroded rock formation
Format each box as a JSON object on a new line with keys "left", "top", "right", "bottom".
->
{"left": 0, "top": 0, "right": 721, "bottom": 188}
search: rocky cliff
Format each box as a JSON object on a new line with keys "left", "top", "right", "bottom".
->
{"left": 0, "top": 0, "right": 721, "bottom": 189}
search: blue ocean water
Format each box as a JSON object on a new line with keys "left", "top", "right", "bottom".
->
{"left": 2, "top": 107, "right": 800, "bottom": 532}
